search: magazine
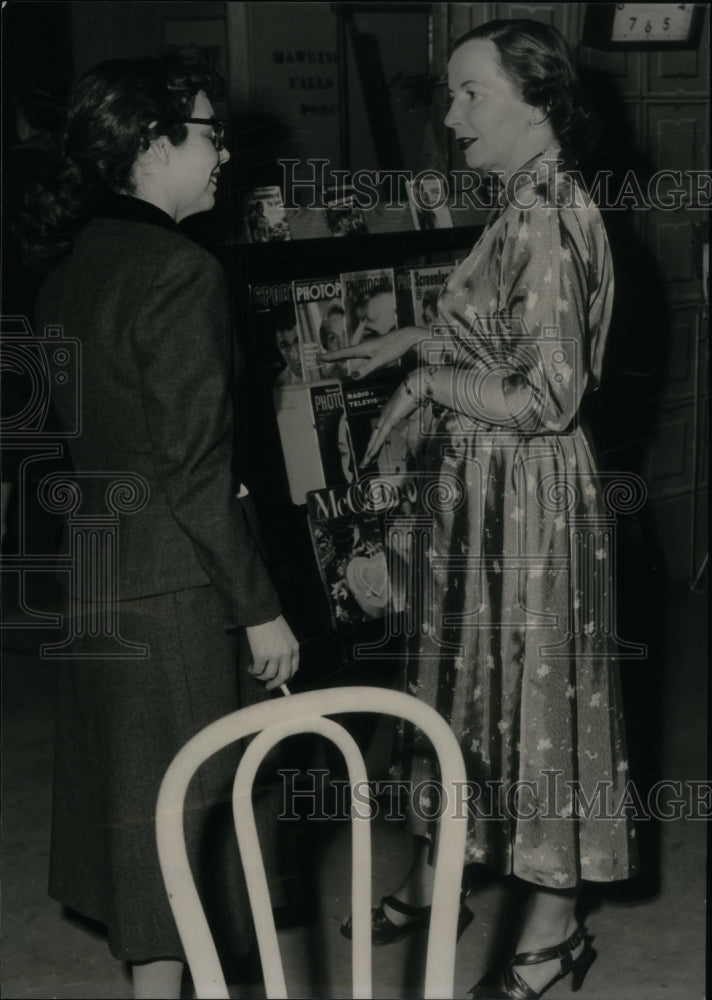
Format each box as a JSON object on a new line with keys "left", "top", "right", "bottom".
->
{"left": 272, "top": 382, "right": 356, "bottom": 503}
{"left": 243, "top": 185, "right": 292, "bottom": 243}
{"left": 342, "top": 379, "right": 415, "bottom": 477}
{"left": 306, "top": 484, "right": 392, "bottom": 628}
{"left": 405, "top": 177, "right": 453, "bottom": 230}
{"left": 324, "top": 185, "right": 369, "bottom": 237}
{"left": 292, "top": 276, "right": 348, "bottom": 383}
{"left": 243, "top": 281, "right": 299, "bottom": 503}
{"left": 310, "top": 383, "right": 357, "bottom": 486}
{"left": 354, "top": 471, "right": 424, "bottom": 614}
{"left": 394, "top": 264, "right": 415, "bottom": 328}
{"left": 340, "top": 267, "right": 398, "bottom": 344}
{"left": 248, "top": 281, "right": 303, "bottom": 385}
{"left": 409, "top": 263, "right": 456, "bottom": 329}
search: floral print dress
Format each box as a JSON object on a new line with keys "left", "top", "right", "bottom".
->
{"left": 397, "top": 151, "right": 638, "bottom": 887}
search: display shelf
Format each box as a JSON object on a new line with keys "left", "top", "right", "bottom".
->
{"left": 223, "top": 220, "right": 484, "bottom": 282}
{"left": 222, "top": 206, "right": 486, "bottom": 651}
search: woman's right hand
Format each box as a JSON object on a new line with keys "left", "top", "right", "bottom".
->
{"left": 245, "top": 614, "right": 299, "bottom": 691}
{"left": 318, "top": 326, "right": 424, "bottom": 380}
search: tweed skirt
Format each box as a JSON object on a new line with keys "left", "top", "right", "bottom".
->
{"left": 48, "top": 584, "right": 277, "bottom": 963}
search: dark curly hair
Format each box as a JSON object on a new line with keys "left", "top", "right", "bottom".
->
{"left": 21, "top": 49, "right": 223, "bottom": 267}
{"left": 14, "top": 81, "right": 66, "bottom": 134}
{"left": 452, "top": 20, "right": 598, "bottom": 160}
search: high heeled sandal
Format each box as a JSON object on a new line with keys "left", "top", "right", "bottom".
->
{"left": 340, "top": 892, "right": 474, "bottom": 946}
{"left": 467, "top": 926, "right": 596, "bottom": 999}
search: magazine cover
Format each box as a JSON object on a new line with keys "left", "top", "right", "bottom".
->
{"left": 292, "top": 276, "right": 349, "bottom": 383}
{"left": 394, "top": 264, "right": 415, "bottom": 328}
{"left": 405, "top": 177, "right": 454, "bottom": 230}
{"left": 241, "top": 281, "right": 299, "bottom": 503}
{"left": 409, "top": 263, "right": 456, "bottom": 328}
{"left": 340, "top": 267, "right": 398, "bottom": 345}
{"left": 324, "top": 185, "right": 369, "bottom": 237}
{"left": 342, "top": 379, "right": 416, "bottom": 477}
{"left": 243, "top": 185, "right": 292, "bottom": 243}
{"left": 248, "top": 281, "right": 304, "bottom": 385}
{"left": 355, "top": 471, "right": 424, "bottom": 614}
{"left": 306, "top": 484, "right": 392, "bottom": 628}
{"left": 310, "top": 382, "right": 357, "bottom": 485}
{"left": 272, "top": 382, "right": 356, "bottom": 503}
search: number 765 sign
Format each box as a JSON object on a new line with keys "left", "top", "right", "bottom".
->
{"left": 583, "top": 3, "right": 705, "bottom": 50}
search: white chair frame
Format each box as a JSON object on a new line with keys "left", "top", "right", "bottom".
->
{"left": 156, "top": 686, "right": 468, "bottom": 999}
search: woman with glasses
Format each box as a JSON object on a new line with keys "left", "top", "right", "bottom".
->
{"left": 24, "top": 52, "right": 299, "bottom": 998}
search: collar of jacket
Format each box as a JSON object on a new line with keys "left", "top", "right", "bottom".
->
{"left": 94, "top": 194, "right": 181, "bottom": 234}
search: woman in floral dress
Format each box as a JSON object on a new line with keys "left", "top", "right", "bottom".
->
{"left": 323, "top": 19, "right": 638, "bottom": 1000}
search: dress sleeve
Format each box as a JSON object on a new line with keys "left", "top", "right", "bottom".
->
{"left": 133, "top": 244, "right": 282, "bottom": 628}
{"left": 495, "top": 197, "right": 613, "bottom": 434}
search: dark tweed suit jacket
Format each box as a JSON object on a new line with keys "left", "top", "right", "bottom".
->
{"left": 36, "top": 195, "right": 280, "bottom": 628}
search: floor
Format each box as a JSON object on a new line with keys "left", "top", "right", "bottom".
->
{"left": 1, "top": 580, "right": 708, "bottom": 1000}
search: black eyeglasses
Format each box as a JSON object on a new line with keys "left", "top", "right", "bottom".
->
{"left": 185, "top": 117, "right": 226, "bottom": 152}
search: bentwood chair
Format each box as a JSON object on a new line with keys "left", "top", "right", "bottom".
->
{"left": 156, "top": 686, "right": 468, "bottom": 999}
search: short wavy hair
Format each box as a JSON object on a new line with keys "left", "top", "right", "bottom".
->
{"left": 22, "top": 49, "right": 223, "bottom": 266}
{"left": 452, "top": 19, "right": 597, "bottom": 157}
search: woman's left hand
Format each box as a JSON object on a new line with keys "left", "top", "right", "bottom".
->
{"left": 318, "top": 327, "right": 423, "bottom": 380}
{"left": 360, "top": 380, "right": 420, "bottom": 468}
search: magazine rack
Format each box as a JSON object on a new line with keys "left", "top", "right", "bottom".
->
{"left": 221, "top": 222, "right": 483, "bottom": 654}
{"left": 211, "top": 214, "right": 489, "bottom": 697}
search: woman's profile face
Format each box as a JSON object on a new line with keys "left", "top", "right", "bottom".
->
{"left": 168, "top": 90, "right": 230, "bottom": 221}
{"left": 445, "top": 38, "right": 535, "bottom": 180}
